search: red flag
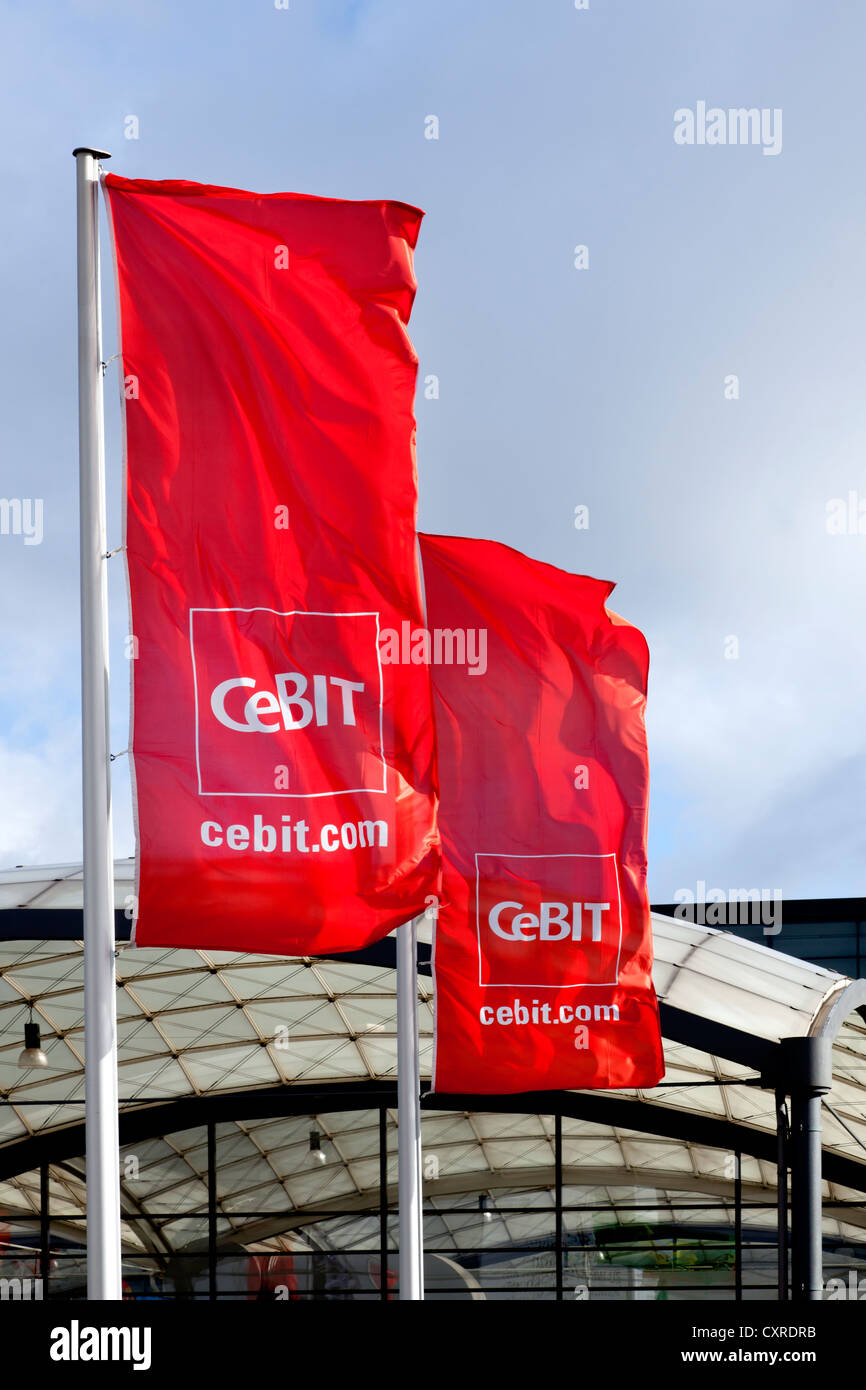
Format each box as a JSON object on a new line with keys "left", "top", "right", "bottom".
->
{"left": 420, "top": 534, "right": 664, "bottom": 1094}
{"left": 105, "top": 176, "right": 438, "bottom": 954}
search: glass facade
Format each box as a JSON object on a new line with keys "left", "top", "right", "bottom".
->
{"left": 2, "top": 1111, "right": 866, "bottom": 1300}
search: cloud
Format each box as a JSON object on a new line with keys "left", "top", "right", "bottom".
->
{"left": 0, "top": 722, "right": 134, "bottom": 870}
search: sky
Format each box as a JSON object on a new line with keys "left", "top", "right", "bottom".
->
{"left": 0, "top": 0, "right": 864, "bottom": 903}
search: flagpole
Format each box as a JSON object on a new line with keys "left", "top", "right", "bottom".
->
{"left": 396, "top": 914, "right": 424, "bottom": 1299}
{"left": 73, "top": 145, "right": 122, "bottom": 1300}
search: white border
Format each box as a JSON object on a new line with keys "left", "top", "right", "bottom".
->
{"left": 474, "top": 851, "right": 624, "bottom": 989}
{"left": 190, "top": 607, "right": 388, "bottom": 798}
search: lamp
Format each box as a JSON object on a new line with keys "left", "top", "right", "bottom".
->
{"left": 308, "top": 1129, "right": 326, "bottom": 1166}
{"left": 18, "top": 1018, "right": 48, "bottom": 1069}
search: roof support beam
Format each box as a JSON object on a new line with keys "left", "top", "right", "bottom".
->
{"left": 1, "top": 1080, "right": 865, "bottom": 1194}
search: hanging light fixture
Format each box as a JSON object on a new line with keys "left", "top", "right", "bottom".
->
{"left": 18, "top": 1011, "right": 48, "bottom": 1069}
{"left": 479, "top": 1194, "right": 493, "bottom": 1224}
{"left": 308, "top": 1129, "right": 327, "bottom": 1166}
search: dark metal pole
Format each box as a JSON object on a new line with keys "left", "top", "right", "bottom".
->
{"left": 207, "top": 1121, "right": 217, "bottom": 1301}
{"left": 776, "top": 1090, "right": 789, "bottom": 1301}
{"left": 40, "top": 1163, "right": 50, "bottom": 1294}
{"left": 379, "top": 1105, "right": 389, "bottom": 1301}
{"left": 734, "top": 1150, "right": 742, "bottom": 1302}
{"left": 790, "top": 1088, "right": 824, "bottom": 1300}
{"left": 554, "top": 1113, "right": 563, "bottom": 1301}
{"left": 396, "top": 917, "right": 424, "bottom": 1300}
{"left": 780, "top": 1037, "right": 831, "bottom": 1302}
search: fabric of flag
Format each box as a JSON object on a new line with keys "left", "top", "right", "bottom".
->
{"left": 105, "top": 175, "right": 438, "bottom": 954}
{"left": 420, "top": 533, "right": 664, "bottom": 1094}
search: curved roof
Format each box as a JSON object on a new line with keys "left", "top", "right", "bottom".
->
{"left": 0, "top": 862, "right": 865, "bottom": 1256}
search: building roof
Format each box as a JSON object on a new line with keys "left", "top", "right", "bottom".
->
{"left": 0, "top": 861, "right": 865, "bottom": 1257}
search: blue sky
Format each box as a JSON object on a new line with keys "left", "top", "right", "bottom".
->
{"left": 1, "top": 0, "right": 865, "bottom": 902}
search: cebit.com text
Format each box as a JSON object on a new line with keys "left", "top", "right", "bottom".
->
{"left": 200, "top": 814, "right": 388, "bottom": 854}
{"left": 480, "top": 998, "right": 620, "bottom": 1025}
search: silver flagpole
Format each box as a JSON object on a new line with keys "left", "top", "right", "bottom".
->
{"left": 73, "top": 145, "right": 122, "bottom": 1300}
{"left": 396, "top": 914, "right": 424, "bottom": 1299}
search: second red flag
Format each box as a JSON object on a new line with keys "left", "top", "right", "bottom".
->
{"left": 420, "top": 533, "right": 664, "bottom": 1094}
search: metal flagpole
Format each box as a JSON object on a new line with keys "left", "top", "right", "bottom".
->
{"left": 396, "top": 914, "right": 424, "bottom": 1299}
{"left": 73, "top": 145, "right": 122, "bottom": 1300}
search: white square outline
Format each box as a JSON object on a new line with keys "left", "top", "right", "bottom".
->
{"left": 474, "top": 851, "right": 624, "bottom": 989}
{"left": 189, "top": 607, "right": 387, "bottom": 798}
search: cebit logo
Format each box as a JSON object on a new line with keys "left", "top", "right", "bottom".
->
{"left": 190, "top": 608, "right": 386, "bottom": 798}
{"left": 476, "top": 853, "right": 623, "bottom": 989}
{"left": 210, "top": 673, "right": 365, "bottom": 733}
{"left": 488, "top": 901, "right": 610, "bottom": 942}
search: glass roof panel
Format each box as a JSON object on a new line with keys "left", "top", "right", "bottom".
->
{"left": 0, "top": 867, "right": 865, "bottom": 1249}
